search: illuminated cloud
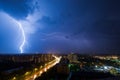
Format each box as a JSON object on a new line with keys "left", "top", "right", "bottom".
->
{"left": 0, "top": 12, "right": 23, "bottom": 53}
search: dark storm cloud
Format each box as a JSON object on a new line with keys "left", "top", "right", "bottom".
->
{"left": 0, "top": 0, "right": 31, "bottom": 19}
{"left": 26, "top": 0, "right": 120, "bottom": 53}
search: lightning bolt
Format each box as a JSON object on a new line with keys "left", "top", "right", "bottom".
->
{"left": 1, "top": 12, "right": 26, "bottom": 53}
{"left": 15, "top": 21, "right": 26, "bottom": 53}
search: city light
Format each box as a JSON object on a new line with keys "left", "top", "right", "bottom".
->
{"left": 39, "top": 71, "right": 43, "bottom": 75}
{"left": 25, "top": 71, "right": 30, "bottom": 75}
{"left": 33, "top": 74, "right": 37, "bottom": 79}
{"left": 23, "top": 55, "right": 61, "bottom": 80}
{"left": 12, "top": 77, "right": 16, "bottom": 80}
{"left": 104, "top": 66, "right": 108, "bottom": 70}
{"left": 44, "top": 68, "right": 47, "bottom": 72}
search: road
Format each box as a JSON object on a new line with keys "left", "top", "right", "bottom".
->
{"left": 25, "top": 55, "right": 61, "bottom": 80}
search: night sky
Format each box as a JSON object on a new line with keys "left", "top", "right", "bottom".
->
{"left": 0, "top": 0, "right": 120, "bottom": 54}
